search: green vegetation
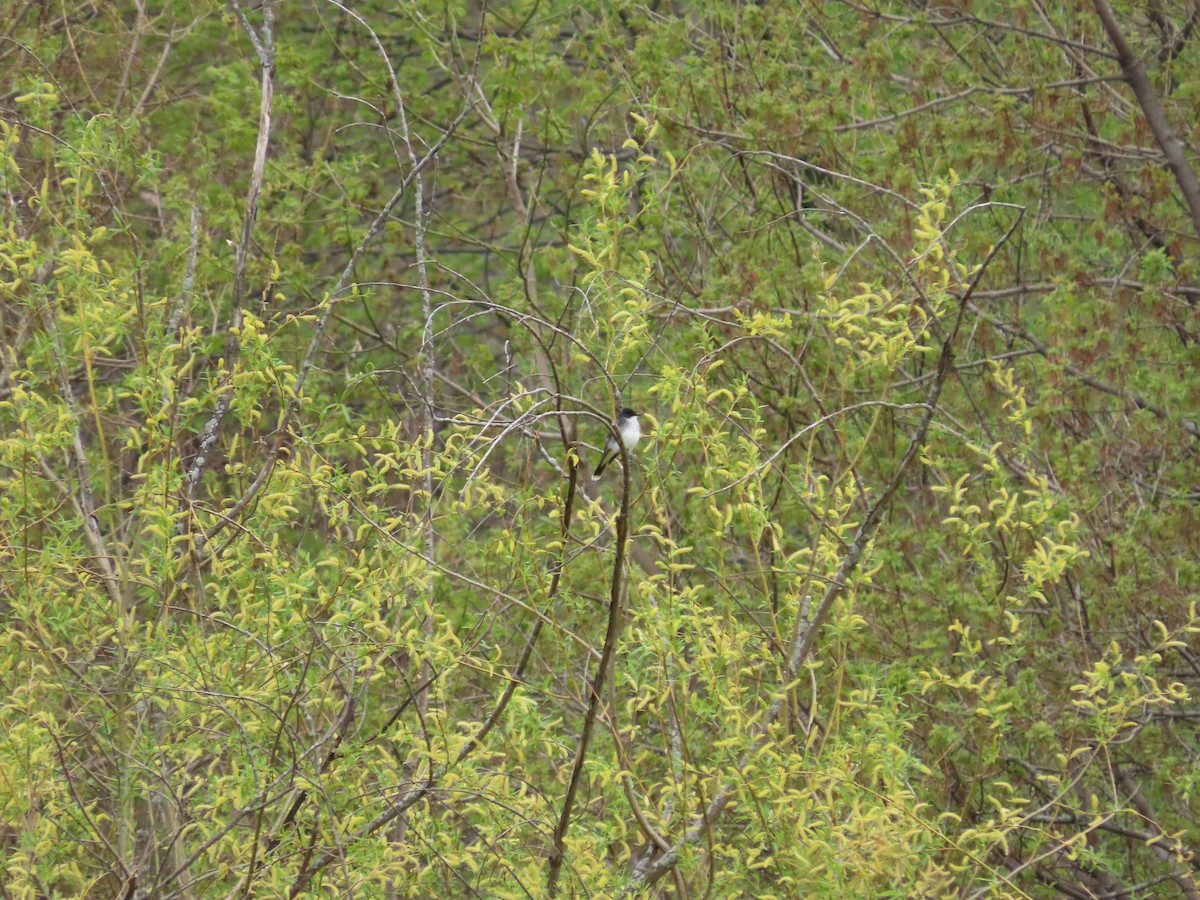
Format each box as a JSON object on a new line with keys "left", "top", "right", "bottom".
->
{"left": 2, "top": 1, "right": 1198, "bottom": 896}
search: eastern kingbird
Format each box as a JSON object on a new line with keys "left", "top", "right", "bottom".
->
{"left": 593, "top": 408, "right": 641, "bottom": 479}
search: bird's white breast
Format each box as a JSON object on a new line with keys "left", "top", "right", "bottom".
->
{"left": 620, "top": 418, "right": 641, "bottom": 449}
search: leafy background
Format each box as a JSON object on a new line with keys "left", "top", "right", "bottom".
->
{"left": 1, "top": 1, "right": 1198, "bottom": 897}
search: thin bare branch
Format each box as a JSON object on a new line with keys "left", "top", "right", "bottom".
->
{"left": 167, "top": 205, "right": 200, "bottom": 336}
{"left": 545, "top": 428, "right": 634, "bottom": 897}
{"left": 1093, "top": 0, "right": 1200, "bottom": 242}
{"left": 183, "top": 0, "right": 274, "bottom": 505}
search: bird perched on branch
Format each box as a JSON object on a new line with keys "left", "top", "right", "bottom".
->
{"left": 593, "top": 408, "right": 641, "bottom": 479}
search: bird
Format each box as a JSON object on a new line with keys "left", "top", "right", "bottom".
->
{"left": 593, "top": 408, "right": 641, "bottom": 479}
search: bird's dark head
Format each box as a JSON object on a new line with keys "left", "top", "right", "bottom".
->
{"left": 619, "top": 407, "right": 638, "bottom": 418}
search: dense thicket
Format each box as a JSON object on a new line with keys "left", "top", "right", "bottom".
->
{"left": 2, "top": 1, "right": 1198, "bottom": 897}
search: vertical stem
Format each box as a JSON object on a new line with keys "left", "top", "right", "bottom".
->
{"left": 415, "top": 157, "right": 433, "bottom": 720}
{"left": 414, "top": 168, "right": 435, "bottom": 791}
{"left": 546, "top": 442, "right": 634, "bottom": 897}
{"left": 184, "top": 0, "right": 274, "bottom": 512}
{"left": 378, "top": 5, "right": 437, "bottom": 855}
